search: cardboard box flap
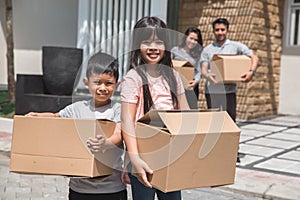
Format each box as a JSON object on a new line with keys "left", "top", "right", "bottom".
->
{"left": 138, "top": 110, "right": 240, "bottom": 135}
{"left": 96, "top": 119, "right": 116, "bottom": 138}
{"left": 172, "top": 60, "right": 194, "bottom": 68}
{"left": 158, "top": 111, "right": 240, "bottom": 135}
{"left": 137, "top": 110, "right": 201, "bottom": 127}
{"left": 137, "top": 110, "right": 165, "bottom": 127}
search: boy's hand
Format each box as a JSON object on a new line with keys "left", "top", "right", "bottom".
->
{"left": 25, "top": 112, "right": 39, "bottom": 117}
{"left": 87, "top": 134, "right": 107, "bottom": 153}
{"left": 25, "top": 112, "right": 59, "bottom": 117}
{"left": 121, "top": 171, "right": 131, "bottom": 184}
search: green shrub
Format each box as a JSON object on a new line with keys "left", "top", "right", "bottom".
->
{"left": 0, "top": 91, "right": 15, "bottom": 118}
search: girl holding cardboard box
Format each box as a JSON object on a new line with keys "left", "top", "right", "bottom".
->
{"left": 121, "top": 16, "right": 189, "bottom": 200}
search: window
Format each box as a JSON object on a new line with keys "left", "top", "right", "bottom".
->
{"left": 290, "top": 0, "right": 300, "bottom": 45}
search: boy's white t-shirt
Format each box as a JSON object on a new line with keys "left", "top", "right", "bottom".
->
{"left": 121, "top": 68, "right": 185, "bottom": 121}
{"left": 59, "top": 100, "right": 126, "bottom": 194}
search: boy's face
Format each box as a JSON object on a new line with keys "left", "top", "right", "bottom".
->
{"left": 213, "top": 23, "right": 228, "bottom": 43}
{"left": 84, "top": 73, "right": 117, "bottom": 107}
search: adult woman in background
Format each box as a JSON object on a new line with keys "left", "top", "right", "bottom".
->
{"left": 171, "top": 27, "right": 203, "bottom": 109}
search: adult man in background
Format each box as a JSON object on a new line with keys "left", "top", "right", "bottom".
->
{"left": 200, "top": 17, "right": 258, "bottom": 122}
{"left": 200, "top": 18, "right": 259, "bottom": 162}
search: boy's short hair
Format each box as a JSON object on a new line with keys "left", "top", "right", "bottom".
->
{"left": 86, "top": 52, "right": 119, "bottom": 82}
{"left": 212, "top": 18, "right": 229, "bottom": 29}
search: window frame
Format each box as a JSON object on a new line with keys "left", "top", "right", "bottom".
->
{"left": 283, "top": 0, "right": 300, "bottom": 55}
{"left": 290, "top": 2, "right": 300, "bottom": 45}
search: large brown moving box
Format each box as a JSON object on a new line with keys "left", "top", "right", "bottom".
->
{"left": 10, "top": 116, "right": 116, "bottom": 177}
{"left": 135, "top": 110, "right": 240, "bottom": 192}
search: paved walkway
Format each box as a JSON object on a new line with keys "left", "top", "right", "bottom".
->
{"left": 1, "top": 115, "right": 300, "bottom": 199}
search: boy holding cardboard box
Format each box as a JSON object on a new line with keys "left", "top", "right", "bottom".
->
{"left": 26, "top": 52, "right": 127, "bottom": 200}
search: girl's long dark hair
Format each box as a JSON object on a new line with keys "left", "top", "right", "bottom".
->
{"left": 128, "top": 16, "right": 179, "bottom": 114}
{"left": 179, "top": 27, "right": 203, "bottom": 58}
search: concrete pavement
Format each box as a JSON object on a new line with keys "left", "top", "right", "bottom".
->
{"left": 1, "top": 114, "right": 300, "bottom": 199}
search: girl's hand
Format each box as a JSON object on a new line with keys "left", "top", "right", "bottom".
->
{"left": 87, "top": 134, "right": 107, "bottom": 153}
{"left": 131, "top": 156, "right": 153, "bottom": 188}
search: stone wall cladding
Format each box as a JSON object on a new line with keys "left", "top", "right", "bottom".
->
{"left": 177, "top": 0, "right": 283, "bottom": 120}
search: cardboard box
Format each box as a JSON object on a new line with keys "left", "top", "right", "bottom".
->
{"left": 135, "top": 110, "right": 240, "bottom": 192}
{"left": 10, "top": 116, "right": 116, "bottom": 177}
{"left": 210, "top": 54, "right": 251, "bottom": 83}
{"left": 172, "top": 60, "right": 194, "bottom": 87}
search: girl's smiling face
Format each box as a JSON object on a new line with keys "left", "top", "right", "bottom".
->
{"left": 140, "top": 33, "right": 165, "bottom": 65}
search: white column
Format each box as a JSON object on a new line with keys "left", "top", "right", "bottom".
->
{"left": 77, "top": 0, "right": 90, "bottom": 59}
{"left": 150, "top": 0, "right": 168, "bottom": 21}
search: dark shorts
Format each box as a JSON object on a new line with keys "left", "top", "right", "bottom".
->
{"left": 69, "top": 188, "right": 127, "bottom": 200}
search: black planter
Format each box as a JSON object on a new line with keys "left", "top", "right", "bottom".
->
{"left": 42, "top": 46, "right": 83, "bottom": 95}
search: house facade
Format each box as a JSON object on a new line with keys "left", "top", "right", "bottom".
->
{"left": 0, "top": 0, "right": 299, "bottom": 119}
{"left": 175, "top": 0, "right": 300, "bottom": 119}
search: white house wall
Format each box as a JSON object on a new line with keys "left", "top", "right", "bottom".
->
{"left": 278, "top": 55, "right": 300, "bottom": 115}
{"left": 0, "top": 0, "right": 78, "bottom": 85}
{"left": 0, "top": 0, "right": 167, "bottom": 86}
{"left": 278, "top": 0, "right": 300, "bottom": 115}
